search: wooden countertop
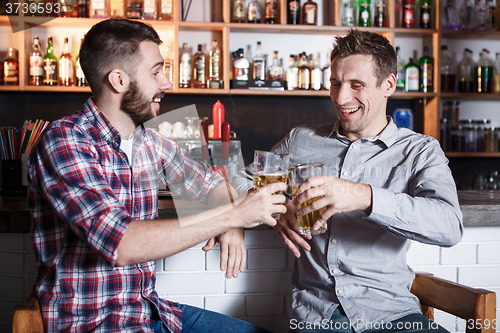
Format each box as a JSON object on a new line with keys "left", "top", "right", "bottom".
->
{"left": 1, "top": 190, "right": 499, "bottom": 232}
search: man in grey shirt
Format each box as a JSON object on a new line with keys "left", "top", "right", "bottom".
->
{"left": 271, "top": 30, "right": 463, "bottom": 332}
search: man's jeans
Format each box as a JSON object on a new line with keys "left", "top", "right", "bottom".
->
{"left": 290, "top": 306, "right": 450, "bottom": 333}
{"left": 152, "top": 303, "right": 272, "bottom": 333}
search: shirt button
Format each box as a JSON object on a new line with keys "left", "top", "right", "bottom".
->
{"left": 337, "top": 288, "right": 344, "bottom": 295}
{"left": 143, "top": 315, "right": 147, "bottom": 320}
{"left": 351, "top": 144, "right": 358, "bottom": 150}
{"left": 331, "top": 268, "right": 339, "bottom": 275}
{"left": 331, "top": 239, "right": 337, "bottom": 244}
{"left": 341, "top": 171, "right": 348, "bottom": 177}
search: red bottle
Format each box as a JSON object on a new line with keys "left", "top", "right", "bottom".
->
{"left": 402, "top": 0, "right": 414, "bottom": 28}
{"left": 212, "top": 100, "right": 225, "bottom": 139}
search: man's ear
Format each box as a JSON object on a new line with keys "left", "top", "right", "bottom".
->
{"left": 383, "top": 73, "right": 397, "bottom": 98}
{"left": 107, "top": 69, "right": 130, "bottom": 93}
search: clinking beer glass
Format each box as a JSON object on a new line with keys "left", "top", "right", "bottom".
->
{"left": 288, "top": 162, "right": 327, "bottom": 235}
{"left": 252, "top": 150, "right": 290, "bottom": 218}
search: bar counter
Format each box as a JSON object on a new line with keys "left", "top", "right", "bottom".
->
{"left": 1, "top": 190, "right": 499, "bottom": 233}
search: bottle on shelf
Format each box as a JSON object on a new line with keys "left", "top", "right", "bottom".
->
{"left": 179, "top": 43, "right": 192, "bottom": 88}
{"left": 3, "top": 48, "right": 19, "bottom": 86}
{"left": 302, "top": 0, "right": 318, "bottom": 25}
{"left": 268, "top": 50, "right": 285, "bottom": 81}
{"left": 89, "top": 0, "right": 106, "bottom": 18}
{"left": 459, "top": 0, "right": 475, "bottom": 30}
{"left": 58, "top": 37, "right": 74, "bottom": 87}
{"left": 231, "top": 0, "right": 246, "bottom": 23}
{"left": 76, "top": 0, "right": 89, "bottom": 18}
{"left": 440, "top": 45, "right": 456, "bottom": 92}
{"left": 192, "top": 44, "right": 207, "bottom": 89}
{"left": 142, "top": 0, "right": 157, "bottom": 19}
{"left": 126, "top": 0, "right": 142, "bottom": 19}
{"left": 323, "top": 51, "right": 331, "bottom": 90}
{"left": 29, "top": 36, "right": 44, "bottom": 86}
{"left": 310, "top": 52, "right": 323, "bottom": 91}
{"left": 75, "top": 39, "right": 86, "bottom": 87}
{"left": 442, "top": 0, "right": 460, "bottom": 29}
{"left": 395, "top": 0, "right": 403, "bottom": 26}
{"left": 247, "top": 0, "right": 262, "bottom": 23}
{"left": 374, "top": 0, "right": 387, "bottom": 27}
{"left": 457, "top": 48, "right": 475, "bottom": 93}
{"left": 232, "top": 48, "right": 250, "bottom": 81}
{"left": 474, "top": 49, "right": 494, "bottom": 93}
{"left": 286, "top": 55, "right": 299, "bottom": 90}
{"left": 208, "top": 40, "right": 222, "bottom": 89}
{"left": 494, "top": 52, "right": 500, "bottom": 93}
{"left": 43, "top": 36, "right": 58, "bottom": 86}
{"left": 402, "top": 0, "right": 415, "bottom": 28}
{"left": 158, "top": 0, "right": 173, "bottom": 20}
{"left": 298, "top": 53, "right": 311, "bottom": 90}
{"left": 163, "top": 56, "right": 173, "bottom": 84}
{"left": 496, "top": 0, "right": 500, "bottom": 29}
{"left": 342, "top": 0, "right": 355, "bottom": 26}
{"left": 474, "top": 0, "right": 489, "bottom": 30}
{"left": 265, "top": 0, "right": 279, "bottom": 24}
{"left": 487, "top": 0, "right": 496, "bottom": 30}
{"left": 287, "top": 0, "right": 301, "bottom": 24}
{"left": 109, "top": 0, "right": 125, "bottom": 17}
{"left": 395, "top": 46, "right": 406, "bottom": 91}
{"left": 419, "top": 46, "right": 433, "bottom": 93}
{"left": 252, "top": 41, "right": 267, "bottom": 81}
{"left": 404, "top": 56, "right": 419, "bottom": 92}
{"left": 358, "top": 0, "right": 371, "bottom": 26}
{"left": 419, "top": 0, "right": 431, "bottom": 28}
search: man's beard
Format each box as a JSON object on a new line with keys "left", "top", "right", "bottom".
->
{"left": 121, "top": 79, "right": 164, "bottom": 128}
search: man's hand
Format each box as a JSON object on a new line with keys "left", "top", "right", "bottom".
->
{"left": 293, "top": 175, "right": 372, "bottom": 231}
{"left": 274, "top": 199, "right": 311, "bottom": 258}
{"left": 203, "top": 228, "right": 246, "bottom": 279}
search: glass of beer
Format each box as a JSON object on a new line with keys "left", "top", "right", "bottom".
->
{"left": 288, "top": 162, "right": 327, "bottom": 235}
{"left": 252, "top": 150, "right": 290, "bottom": 218}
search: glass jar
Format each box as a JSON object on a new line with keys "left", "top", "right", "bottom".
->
{"left": 484, "top": 126, "right": 499, "bottom": 152}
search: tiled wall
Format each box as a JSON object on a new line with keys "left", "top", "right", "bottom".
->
{"left": 1, "top": 227, "right": 499, "bottom": 333}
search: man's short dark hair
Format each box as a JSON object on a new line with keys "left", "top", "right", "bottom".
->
{"left": 331, "top": 29, "right": 397, "bottom": 87}
{"left": 79, "top": 19, "right": 162, "bottom": 97}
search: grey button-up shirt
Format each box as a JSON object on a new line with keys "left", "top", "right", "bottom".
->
{"left": 271, "top": 118, "right": 463, "bottom": 332}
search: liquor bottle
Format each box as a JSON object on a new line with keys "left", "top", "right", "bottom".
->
{"left": 232, "top": 48, "right": 249, "bottom": 81}
{"left": 457, "top": 48, "right": 475, "bottom": 92}
{"left": 159, "top": 0, "right": 173, "bottom": 20}
{"left": 265, "top": 0, "right": 279, "bottom": 24}
{"left": 126, "top": 0, "right": 142, "bottom": 19}
{"left": 29, "top": 36, "right": 44, "bottom": 86}
{"left": 419, "top": 46, "right": 433, "bottom": 93}
{"left": 395, "top": 0, "right": 403, "bottom": 26}
{"left": 342, "top": 0, "right": 355, "bottom": 26}
{"left": 442, "top": 0, "right": 459, "bottom": 29}
{"left": 374, "top": 0, "right": 386, "bottom": 27}
{"left": 268, "top": 50, "right": 284, "bottom": 81}
{"left": 89, "top": 0, "right": 106, "bottom": 18}
{"left": 459, "top": 0, "right": 475, "bottom": 29}
{"left": 298, "top": 53, "right": 311, "bottom": 90}
{"left": 75, "top": 40, "right": 86, "bottom": 87}
{"left": 252, "top": 41, "right": 267, "bottom": 81}
{"left": 43, "top": 37, "right": 58, "bottom": 86}
{"left": 142, "top": 0, "right": 157, "bottom": 19}
{"left": 419, "top": 0, "right": 431, "bottom": 28}
{"left": 192, "top": 44, "right": 206, "bottom": 89}
{"left": 109, "top": 0, "right": 125, "bottom": 17}
{"left": 474, "top": 49, "right": 494, "bottom": 93}
{"left": 247, "top": 0, "right": 262, "bottom": 23}
{"left": 302, "top": 0, "right": 318, "bottom": 25}
{"left": 322, "top": 51, "right": 331, "bottom": 90}
{"left": 496, "top": 0, "right": 500, "bottom": 30}
{"left": 179, "top": 43, "right": 192, "bottom": 88}
{"left": 358, "top": 0, "right": 371, "bottom": 26}
{"left": 3, "top": 48, "right": 19, "bottom": 85}
{"left": 474, "top": 0, "right": 489, "bottom": 30}
{"left": 395, "top": 46, "right": 406, "bottom": 91}
{"left": 58, "top": 37, "right": 74, "bottom": 86}
{"left": 286, "top": 55, "right": 299, "bottom": 90}
{"left": 163, "top": 56, "right": 173, "bottom": 83}
{"left": 402, "top": 0, "right": 415, "bottom": 28}
{"left": 208, "top": 40, "right": 222, "bottom": 89}
{"left": 440, "top": 45, "right": 456, "bottom": 92}
{"left": 494, "top": 52, "right": 500, "bottom": 93}
{"left": 231, "top": 0, "right": 246, "bottom": 23}
{"left": 287, "top": 0, "right": 301, "bottom": 24}
{"left": 487, "top": 0, "right": 496, "bottom": 30}
{"left": 404, "top": 57, "right": 419, "bottom": 92}
{"left": 310, "top": 52, "right": 323, "bottom": 91}
{"left": 76, "top": 0, "right": 89, "bottom": 17}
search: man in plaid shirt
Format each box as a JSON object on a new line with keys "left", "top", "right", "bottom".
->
{"left": 28, "top": 19, "right": 285, "bottom": 333}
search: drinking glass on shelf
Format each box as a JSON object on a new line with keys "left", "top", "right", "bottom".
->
{"left": 252, "top": 150, "right": 290, "bottom": 218}
{"left": 288, "top": 162, "right": 327, "bottom": 235}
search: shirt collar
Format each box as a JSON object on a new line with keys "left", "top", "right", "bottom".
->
{"left": 82, "top": 98, "right": 123, "bottom": 149}
{"left": 330, "top": 116, "right": 398, "bottom": 147}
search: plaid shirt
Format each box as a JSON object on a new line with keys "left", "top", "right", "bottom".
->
{"left": 28, "top": 98, "right": 223, "bottom": 332}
